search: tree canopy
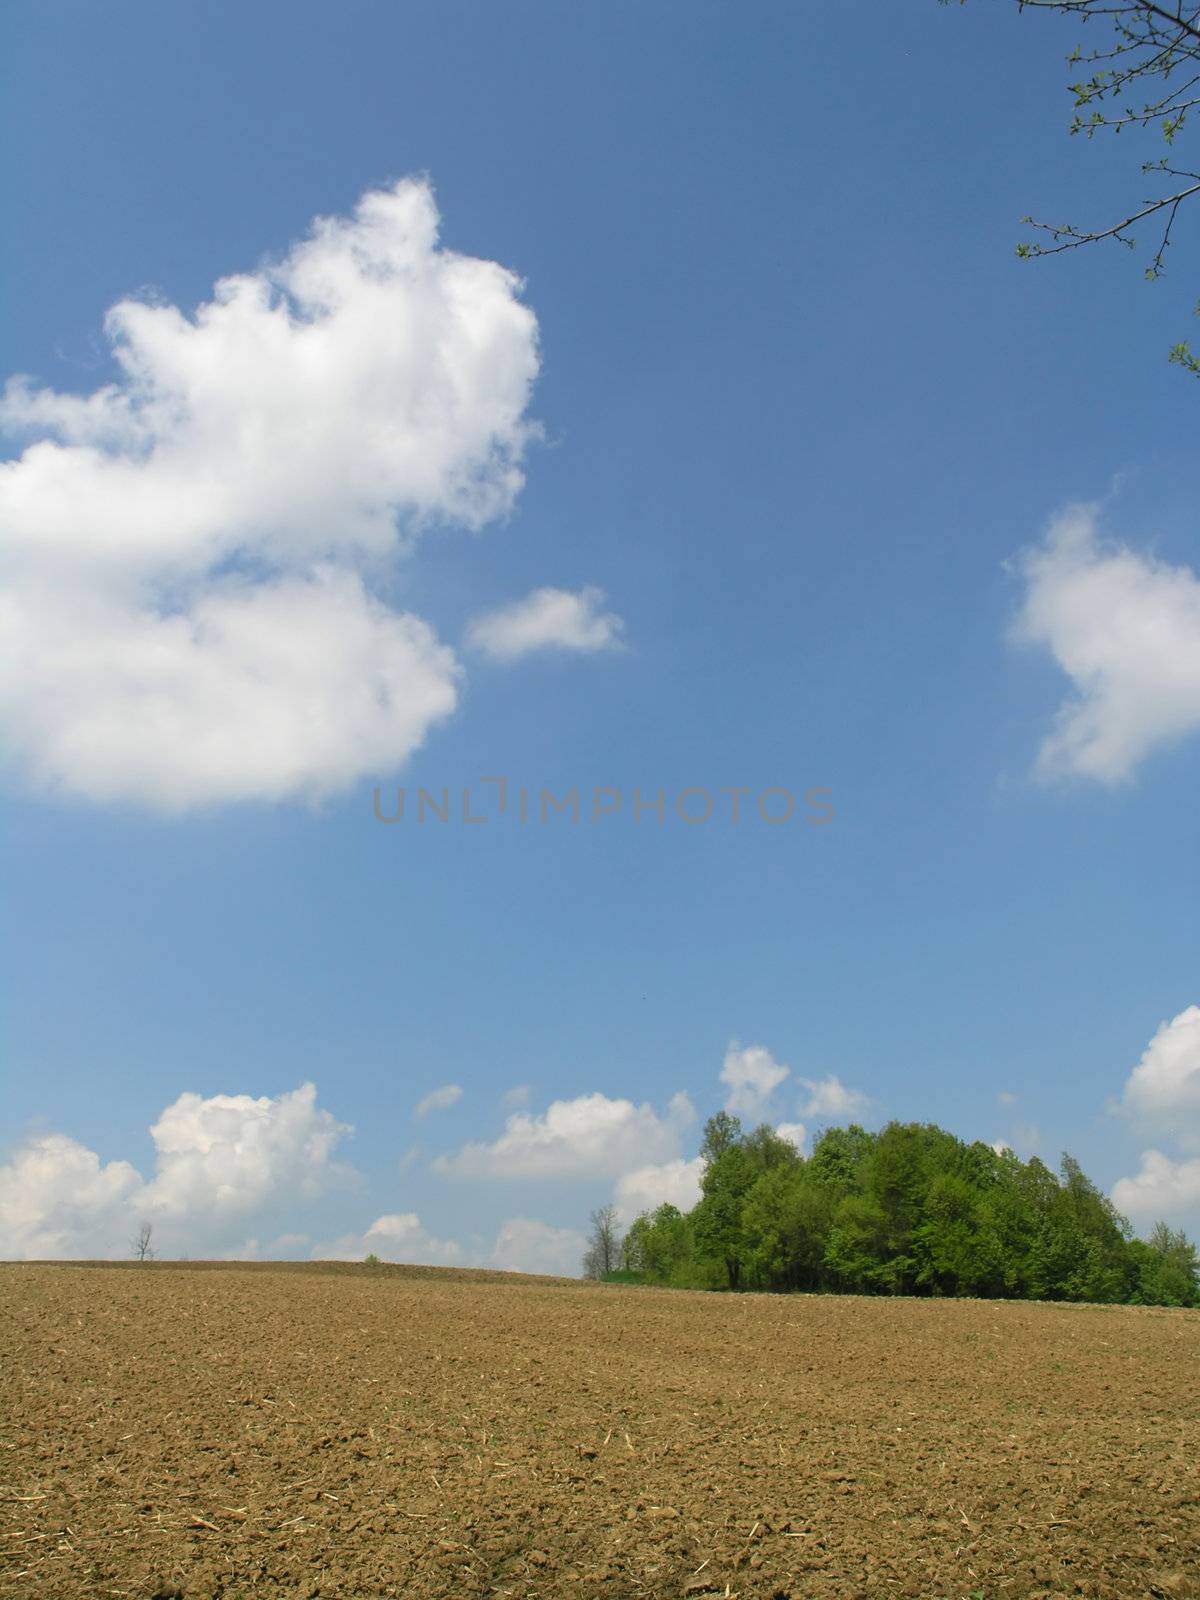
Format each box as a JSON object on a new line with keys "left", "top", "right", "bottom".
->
{"left": 617, "top": 1114, "right": 1198, "bottom": 1306}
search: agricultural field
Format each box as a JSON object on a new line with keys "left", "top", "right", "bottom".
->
{"left": 1, "top": 1263, "right": 1196, "bottom": 1600}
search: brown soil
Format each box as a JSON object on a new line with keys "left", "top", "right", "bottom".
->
{"left": 1, "top": 1262, "right": 1196, "bottom": 1599}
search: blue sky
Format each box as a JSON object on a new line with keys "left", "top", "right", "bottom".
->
{"left": 2, "top": 0, "right": 1198, "bottom": 1269}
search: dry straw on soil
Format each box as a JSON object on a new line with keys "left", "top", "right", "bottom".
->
{"left": 1, "top": 1261, "right": 1196, "bottom": 1599}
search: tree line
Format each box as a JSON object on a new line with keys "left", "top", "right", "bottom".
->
{"left": 585, "top": 1114, "right": 1199, "bottom": 1307}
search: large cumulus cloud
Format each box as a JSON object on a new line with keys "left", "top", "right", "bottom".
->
{"left": 0, "top": 178, "right": 540, "bottom": 808}
{"left": 0, "top": 1082, "right": 351, "bottom": 1259}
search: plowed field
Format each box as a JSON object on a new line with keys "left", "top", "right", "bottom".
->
{"left": 1, "top": 1262, "right": 1196, "bottom": 1599}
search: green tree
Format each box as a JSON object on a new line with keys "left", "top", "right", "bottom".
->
{"left": 628, "top": 1203, "right": 698, "bottom": 1285}
{"left": 807, "top": 1124, "right": 874, "bottom": 1192}
{"left": 700, "top": 1110, "right": 744, "bottom": 1163}
{"left": 741, "top": 1162, "right": 834, "bottom": 1291}
{"left": 974, "top": 1149, "right": 1044, "bottom": 1297}
{"left": 1129, "top": 1221, "right": 1200, "bottom": 1305}
{"left": 622, "top": 1213, "right": 649, "bottom": 1275}
{"left": 824, "top": 1194, "right": 893, "bottom": 1293}
{"left": 864, "top": 1123, "right": 964, "bottom": 1294}
{"left": 914, "top": 1171, "right": 988, "bottom": 1296}
{"left": 649, "top": 1111, "right": 1197, "bottom": 1307}
{"left": 742, "top": 1122, "right": 803, "bottom": 1175}
{"left": 693, "top": 1143, "right": 754, "bottom": 1289}
{"left": 1057, "top": 1154, "right": 1133, "bottom": 1301}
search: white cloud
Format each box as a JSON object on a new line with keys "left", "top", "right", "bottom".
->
{"left": 614, "top": 1157, "right": 705, "bottom": 1224}
{"left": 1112, "top": 1006, "right": 1200, "bottom": 1222}
{"left": 1, "top": 569, "right": 460, "bottom": 810}
{"left": 1013, "top": 504, "right": 1200, "bottom": 783}
{"left": 217, "top": 1237, "right": 261, "bottom": 1261}
{"left": 774, "top": 1121, "right": 808, "bottom": 1154}
{"left": 720, "top": 1043, "right": 789, "bottom": 1118}
{"left": 141, "top": 1082, "right": 351, "bottom": 1218}
{"left": 1119, "top": 1005, "right": 1200, "bottom": 1143}
{"left": 467, "top": 585, "right": 623, "bottom": 661}
{"left": 0, "top": 1081, "right": 352, "bottom": 1259}
{"left": 798, "top": 1074, "right": 872, "bottom": 1120}
{"left": 308, "top": 1212, "right": 593, "bottom": 1276}
{"left": 0, "top": 178, "right": 540, "bottom": 809}
{"left": 433, "top": 1090, "right": 695, "bottom": 1181}
{"left": 1112, "top": 1150, "right": 1200, "bottom": 1218}
{"left": 502, "top": 1083, "right": 531, "bottom": 1109}
{"left": 414, "top": 1083, "right": 463, "bottom": 1119}
{"left": 270, "top": 1232, "right": 311, "bottom": 1255}
{"left": 0, "top": 1133, "right": 142, "bottom": 1259}
{"left": 490, "top": 1217, "right": 586, "bottom": 1276}
{"left": 313, "top": 1212, "right": 590, "bottom": 1276}
{"left": 997, "top": 1090, "right": 1017, "bottom": 1107}
{"left": 313, "top": 1211, "right": 464, "bottom": 1265}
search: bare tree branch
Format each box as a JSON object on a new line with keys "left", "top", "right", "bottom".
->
{"left": 1017, "top": 175, "right": 1200, "bottom": 273}
{"left": 948, "top": 1, "right": 1200, "bottom": 371}
{"left": 1017, "top": 0, "right": 1200, "bottom": 47}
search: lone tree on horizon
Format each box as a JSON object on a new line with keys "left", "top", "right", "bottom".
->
{"left": 582, "top": 1204, "right": 621, "bottom": 1279}
{"left": 131, "top": 1222, "right": 155, "bottom": 1262}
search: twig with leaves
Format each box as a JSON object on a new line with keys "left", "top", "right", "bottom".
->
{"left": 949, "top": 0, "right": 1200, "bottom": 372}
